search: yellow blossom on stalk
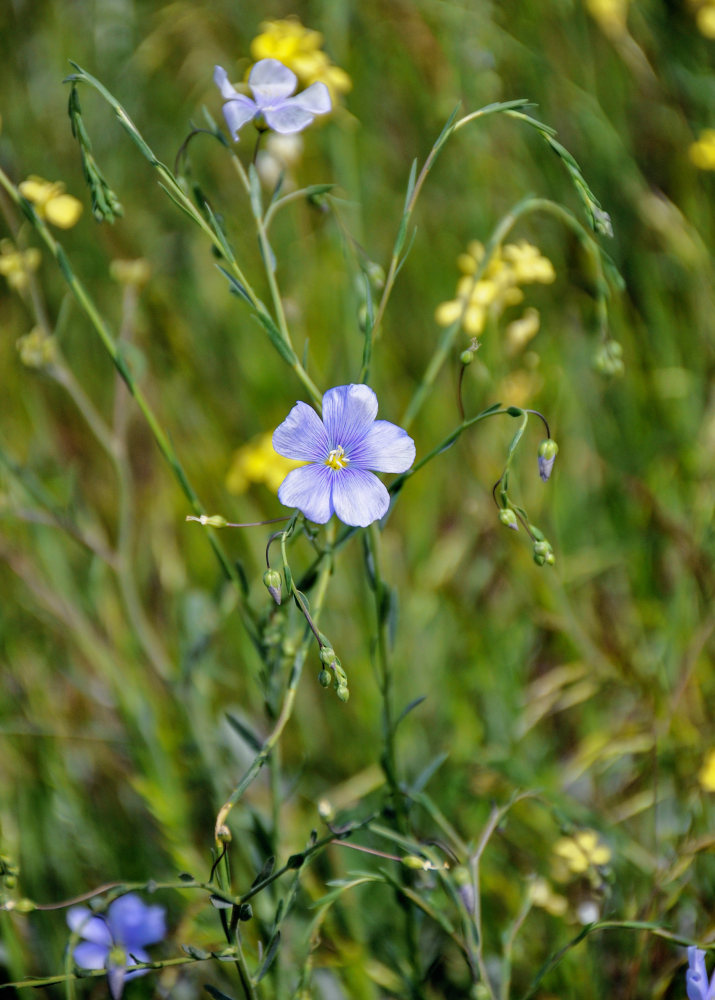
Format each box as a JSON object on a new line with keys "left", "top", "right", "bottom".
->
{"left": 16, "top": 326, "right": 58, "bottom": 369}
{"left": 699, "top": 749, "right": 715, "bottom": 791}
{"left": 497, "top": 368, "right": 543, "bottom": 407}
{"left": 0, "top": 239, "right": 41, "bottom": 291}
{"left": 696, "top": 2, "right": 715, "bottom": 37}
{"left": 250, "top": 18, "right": 351, "bottom": 103}
{"left": 528, "top": 877, "right": 568, "bottom": 916}
{"left": 586, "top": 0, "right": 630, "bottom": 35}
{"left": 110, "top": 258, "right": 152, "bottom": 287}
{"left": 226, "top": 431, "right": 304, "bottom": 495}
{"left": 554, "top": 830, "right": 611, "bottom": 875}
{"left": 689, "top": 130, "right": 715, "bottom": 170}
{"left": 505, "top": 307, "right": 541, "bottom": 355}
{"left": 435, "top": 239, "right": 554, "bottom": 337}
{"left": 18, "top": 176, "right": 83, "bottom": 229}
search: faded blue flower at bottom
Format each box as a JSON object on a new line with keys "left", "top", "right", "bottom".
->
{"left": 214, "top": 59, "right": 331, "bottom": 141}
{"left": 67, "top": 894, "right": 166, "bottom": 999}
{"left": 687, "top": 947, "right": 715, "bottom": 1000}
{"left": 273, "top": 384, "right": 416, "bottom": 527}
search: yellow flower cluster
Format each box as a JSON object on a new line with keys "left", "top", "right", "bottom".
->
{"left": 226, "top": 431, "right": 304, "bottom": 495}
{"left": 528, "top": 876, "right": 568, "bottom": 916}
{"left": 435, "top": 239, "right": 555, "bottom": 338}
{"left": 553, "top": 830, "right": 611, "bottom": 875}
{"left": 689, "top": 130, "right": 715, "bottom": 170}
{"left": 16, "top": 327, "right": 57, "bottom": 369}
{"left": 250, "top": 18, "right": 351, "bottom": 103}
{"left": 688, "top": 0, "right": 715, "bottom": 37}
{"left": 18, "top": 176, "right": 83, "bottom": 229}
{"left": 0, "top": 239, "right": 41, "bottom": 292}
{"left": 699, "top": 749, "right": 715, "bottom": 791}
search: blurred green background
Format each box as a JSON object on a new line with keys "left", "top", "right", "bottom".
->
{"left": 1, "top": 0, "right": 714, "bottom": 997}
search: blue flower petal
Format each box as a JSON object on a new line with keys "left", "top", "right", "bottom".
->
{"left": 222, "top": 98, "right": 258, "bottom": 141}
{"left": 332, "top": 468, "right": 389, "bottom": 527}
{"left": 214, "top": 65, "right": 238, "bottom": 100}
{"left": 125, "top": 947, "right": 151, "bottom": 982}
{"left": 687, "top": 947, "right": 709, "bottom": 1000}
{"left": 350, "top": 419, "right": 415, "bottom": 473}
{"left": 72, "top": 941, "right": 109, "bottom": 970}
{"left": 249, "top": 58, "right": 297, "bottom": 105}
{"left": 322, "top": 384, "right": 378, "bottom": 450}
{"left": 273, "top": 401, "right": 329, "bottom": 462}
{"left": 67, "top": 907, "right": 112, "bottom": 947}
{"left": 107, "top": 894, "right": 166, "bottom": 949}
{"left": 107, "top": 961, "right": 127, "bottom": 1000}
{"left": 278, "top": 465, "right": 334, "bottom": 523}
{"left": 291, "top": 81, "right": 331, "bottom": 115}
{"left": 264, "top": 103, "right": 317, "bottom": 135}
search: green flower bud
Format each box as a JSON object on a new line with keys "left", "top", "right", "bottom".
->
{"left": 318, "top": 669, "right": 331, "bottom": 687}
{"left": 336, "top": 684, "right": 350, "bottom": 702}
{"left": 262, "top": 569, "right": 282, "bottom": 605}
{"left": 533, "top": 539, "right": 555, "bottom": 567}
{"left": 187, "top": 514, "right": 228, "bottom": 528}
{"left": 402, "top": 854, "right": 427, "bottom": 870}
{"left": 537, "top": 439, "right": 559, "bottom": 482}
{"left": 319, "top": 645, "right": 337, "bottom": 666}
{"left": 499, "top": 508, "right": 519, "bottom": 531}
{"left": 459, "top": 349, "right": 474, "bottom": 366}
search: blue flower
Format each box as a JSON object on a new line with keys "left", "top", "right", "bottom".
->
{"left": 214, "top": 59, "right": 331, "bottom": 141}
{"left": 273, "top": 384, "right": 416, "bottom": 527}
{"left": 687, "top": 947, "right": 715, "bottom": 1000}
{"left": 67, "top": 894, "right": 166, "bottom": 999}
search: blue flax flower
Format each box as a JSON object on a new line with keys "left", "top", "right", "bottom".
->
{"left": 214, "top": 59, "right": 331, "bottom": 141}
{"left": 688, "top": 947, "right": 715, "bottom": 1000}
{"left": 67, "top": 893, "right": 166, "bottom": 999}
{"left": 273, "top": 384, "right": 416, "bottom": 527}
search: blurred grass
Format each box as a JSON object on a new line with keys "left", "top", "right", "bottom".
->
{"left": 1, "top": 0, "right": 714, "bottom": 997}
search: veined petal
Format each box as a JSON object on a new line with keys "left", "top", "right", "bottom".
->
{"left": 273, "top": 401, "right": 329, "bottom": 461}
{"left": 249, "top": 58, "right": 297, "bottom": 105}
{"left": 222, "top": 98, "right": 257, "bottom": 141}
{"left": 322, "top": 384, "right": 378, "bottom": 450}
{"left": 264, "top": 103, "right": 316, "bottom": 135}
{"left": 291, "top": 81, "right": 331, "bottom": 114}
{"left": 72, "top": 941, "right": 109, "bottom": 969}
{"left": 107, "top": 961, "right": 127, "bottom": 1000}
{"left": 332, "top": 468, "right": 389, "bottom": 527}
{"left": 214, "top": 65, "right": 239, "bottom": 100}
{"left": 67, "top": 907, "right": 112, "bottom": 947}
{"left": 108, "top": 895, "right": 166, "bottom": 949}
{"left": 350, "top": 420, "right": 415, "bottom": 473}
{"left": 277, "top": 465, "right": 333, "bottom": 523}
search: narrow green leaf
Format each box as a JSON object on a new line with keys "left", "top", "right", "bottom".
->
{"left": 396, "top": 695, "right": 427, "bottom": 729}
{"left": 255, "top": 932, "right": 281, "bottom": 983}
{"left": 252, "top": 311, "right": 296, "bottom": 365}
{"left": 225, "top": 714, "right": 263, "bottom": 753}
{"left": 411, "top": 751, "right": 449, "bottom": 794}
{"left": 204, "top": 984, "right": 235, "bottom": 1000}
{"left": 251, "top": 855, "right": 276, "bottom": 889}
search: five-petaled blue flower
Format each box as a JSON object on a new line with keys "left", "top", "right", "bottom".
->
{"left": 273, "top": 384, "right": 416, "bottom": 527}
{"left": 687, "top": 947, "right": 715, "bottom": 1000}
{"left": 214, "top": 59, "right": 331, "bottom": 141}
{"left": 67, "top": 893, "right": 166, "bottom": 1000}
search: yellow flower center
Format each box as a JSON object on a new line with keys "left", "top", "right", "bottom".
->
{"left": 325, "top": 446, "right": 348, "bottom": 470}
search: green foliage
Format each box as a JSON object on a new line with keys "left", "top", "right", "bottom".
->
{"left": 0, "top": 2, "right": 714, "bottom": 999}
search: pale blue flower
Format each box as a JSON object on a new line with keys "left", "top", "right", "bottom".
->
{"left": 273, "top": 384, "right": 416, "bottom": 527}
{"left": 67, "top": 894, "right": 166, "bottom": 999}
{"left": 688, "top": 948, "right": 715, "bottom": 1000}
{"left": 214, "top": 59, "right": 331, "bottom": 141}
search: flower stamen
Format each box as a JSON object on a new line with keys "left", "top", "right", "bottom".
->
{"left": 325, "top": 446, "right": 348, "bottom": 470}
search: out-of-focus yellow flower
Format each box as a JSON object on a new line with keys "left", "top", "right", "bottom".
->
{"left": 529, "top": 877, "right": 568, "bottom": 916}
{"left": 696, "top": 2, "right": 715, "bottom": 37}
{"left": 497, "top": 368, "right": 543, "bottom": 407}
{"left": 435, "top": 240, "right": 554, "bottom": 338}
{"left": 689, "top": 130, "right": 715, "bottom": 170}
{"left": 110, "top": 258, "right": 152, "bottom": 287}
{"left": 226, "top": 431, "right": 304, "bottom": 495}
{"left": 553, "top": 830, "right": 611, "bottom": 875}
{"left": 0, "top": 239, "right": 41, "bottom": 291}
{"left": 18, "top": 176, "right": 83, "bottom": 229}
{"left": 16, "top": 326, "right": 58, "bottom": 369}
{"left": 505, "top": 307, "right": 541, "bottom": 355}
{"left": 250, "top": 18, "right": 351, "bottom": 103}
{"left": 699, "top": 749, "right": 715, "bottom": 791}
{"left": 586, "top": 0, "right": 629, "bottom": 35}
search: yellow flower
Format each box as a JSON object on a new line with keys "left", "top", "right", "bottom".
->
{"left": 250, "top": 18, "right": 351, "bottom": 103}
{"left": 696, "top": 3, "right": 715, "bottom": 37}
{"left": 497, "top": 368, "right": 543, "bottom": 407}
{"left": 505, "top": 307, "right": 541, "bottom": 354}
{"left": 689, "top": 130, "right": 715, "bottom": 170}
{"left": 502, "top": 241, "right": 556, "bottom": 285}
{"left": 553, "top": 830, "right": 611, "bottom": 875}
{"left": 18, "top": 176, "right": 83, "bottom": 229}
{"left": 529, "top": 877, "right": 568, "bottom": 916}
{"left": 16, "top": 326, "right": 58, "bottom": 369}
{"left": 586, "top": 0, "right": 629, "bottom": 35}
{"left": 226, "top": 431, "right": 304, "bottom": 495}
{"left": 109, "top": 258, "right": 152, "bottom": 287}
{"left": 699, "top": 749, "right": 715, "bottom": 791}
{"left": 0, "top": 239, "right": 41, "bottom": 291}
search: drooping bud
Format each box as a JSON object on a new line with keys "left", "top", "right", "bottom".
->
{"left": 318, "top": 669, "right": 331, "bottom": 688}
{"left": 336, "top": 683, "right": 350, "bottom": 702}
{"left": 459, "top": 349, "right": 474, "bottom": 366}
{"left": 319, "top": 645, "right": 337, "bottom": 667}
{"left": 262, "top": 568, "right": 282, "bottom": 604}
{"left": 533, "top": 539, "right": 555, "bottom": 566}
{"left": 499, "top": 508, "right": 519, "bottom": 531}
{"left": 537, "top": 439, "right": 559, "bottom": 482}
{"left": 186, "top": 514, "right": 228, "bottom": 528}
